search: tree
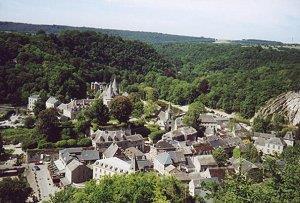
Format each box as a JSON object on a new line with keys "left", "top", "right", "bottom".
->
{"left": 0, "top": 133, "right": 4, "bottom": 155}
{"left": 75, "top": 111, "right": 91, "bottom": 135}
{"left": 183, "top": 101, "right": 205, "bottom": 130}
{"left": 144, "top": 87, "right": 158, "bottom": 101}
{"left": 48, "top": 173, "right": 190, "bottom": 203}
{"left": 33, "top": 99, "right": 46, "bottom": 116}
{"left": 24, "top": 116, "right": 35, "bottom": 128}
{"left": 241, "top": 143, "right": 261, "bottom": 163}
{"left": 252, "top": 116, "right": 271, "bottom": 133}
{"left": 110, "top": 96, "right": 133, "bottom": 123}
{"left": 86, "top": 99, "right": 109, "bottom": 126}
{"left": 144, "top": 100, "right": 156, "bottom": 118}
{"left": 272, "top": 113, "right": 285, "bottom": 131}
{"left": 36, "top": 108, "right": 60, "bottom": 142}
{"left": 132, "top": 101, "right": 144, "bottom": 118}
{"left": 0, "top": 178, "right": 32, "bottom": 203}
{"left": 212, "top": 147, "right": 228, "bottom": 166}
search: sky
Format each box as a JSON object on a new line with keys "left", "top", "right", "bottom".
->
{"left": 0, "top": 0, "right": 299, "bottom": 43}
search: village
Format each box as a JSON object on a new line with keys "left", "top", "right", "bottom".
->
{"left": 0, "top": 77, "right": 296, "bottom": 202}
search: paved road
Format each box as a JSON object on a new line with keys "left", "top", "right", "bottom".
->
{"left": 27, "top": 163, "right": 59, "bottom": 202}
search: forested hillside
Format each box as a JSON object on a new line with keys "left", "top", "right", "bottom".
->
{"left": 152, "top": 43, "right": 300, "bottom": 118}
{"left": 1, "top": 30, "right": 299, "bottom": 119}
{"left": 0, "top": 21, "right": 215, "bottom": 44}
{"left": 0, "top": 30, "right": 171, "bottom": 105}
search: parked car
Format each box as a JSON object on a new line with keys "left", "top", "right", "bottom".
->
{"left": 33, "top": 165, "right": 40, "bottom": 171}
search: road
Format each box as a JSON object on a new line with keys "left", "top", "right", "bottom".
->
{"left": 27, "top": 163, "right": 59, "bottom": 202}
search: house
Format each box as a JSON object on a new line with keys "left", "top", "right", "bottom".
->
{"left": 254, "top": 137, "right": 285, "bottom": 155}
{"left": 189, "top": 178, "right": 218, "bottom": 203}
{"left": 157, "top": 103, "right": 175, "bottom": 131}
{"left": 223, "top": 137, "right": 246, "bottom": 149}
{"left": 162, "top": 126, "right": 198, "bottom": 142}
{"left": 77, "top": 150, "right": 100, "bottom": 164}
{"left": 252, "top": 132, "right": 276, "bottom": 141}
{"left": 153, "top": 151, "right": 186, "bottom": 175}
{"left": 124, "top": 147, "right": 145, "bottom": 159}
{"left": 46, "top": 97, "right": 61, "bottom": 109}
{"left": 153, "top": 152, "right": 173, "bottom": 174}
{"left": 205, "top": 135, "right": 227, "bottom": 150}
{"left": 102, "top": 143, "right": 125, "bottom": 159}
{"left": 173, "top": 116, "right": 184, "bottom": 130}
{"left": 57, "top": 103, "right": 67, "bottom": 114}
{"left": 91, "top": 129, "right": 127, "bottom": 148}
{"left": 192, "top": 143, "right": 214, "bottom": 155}
{"left": 229, "top": 157, "right": 259, "bottom": 174}
{"left": 54, "top": 148, "right": 99, "bottom": 174}
{"left": 199, "top": 114, "right": 218, "bottom": 136}
{"left": 93, "top": 157, "right": 133, "bottom": 179}
{"left": 28, "top": 94, "right": 40, "bottom": 111}
{"left": 155, "top": 140, "right": 176, "bottom": 152}
{"left": 65, "top": 99, "right": 94, "bottom": 119}
{"left": 91, "top": 129, "right": 144, "bottom": 151}
{"left": 102, "top": 78, "right": 119, "bottom": 106}
{"left": 233, "top": 123, "right": 251, "bottom": 140}
{"left": 201, "top": 167, "right": 234, "bottom": 182}
{"left": 192, "top": 155, "right": 218, "bottom": 172}
{"left": 64, "top": 159, "right": 92, "bottom": 185}
{"left": 283, "top": 131, "right": 295, "bottom": 146}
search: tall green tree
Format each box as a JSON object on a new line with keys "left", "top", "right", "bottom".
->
{"left": 110, "top": 96, "right": 133, "bottom": 123}
{"left": 212, "top": 147, "right": 228, "bottom": 166}
{"left": 36, "top": 108, "right": 60, "bottom": 142}
{"left": 0, "top": 178, "right": 32, "bottom": 203}
{"left": 86, "top": 99, "right": 109, "bottom": 126}
{"left": 33, "top": 100, "right": 45, "bottom": 117}
{"left": 183, "top": 100, "right": 205, "bottom": 130}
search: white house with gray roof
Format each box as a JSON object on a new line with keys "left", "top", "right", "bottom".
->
{"left": 254, "top": 137, "right": 285, "bottom": 155}
{"left": 93, "top": 157, "right": 133, "bottom": 179}
{"left": 46, "top": 96, "right": 61, "bottom": 109}
{"left": 64, "top": 159, "right": 92, "bottom": 185}
{"left": 199, "top": 114, "right": 218, "bottom": 136}
{"left": 162, "top": 126, "right": 198, "bottom": 142}
{"left": 192, "top": 154, "right": 218, "bottom": 172}
{"left": 28, "top": 94, "right": 40, "bottom": 111}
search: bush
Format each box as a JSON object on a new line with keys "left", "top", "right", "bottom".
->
{"left": 24, "top": 116, "right": 35, "bottom": 128}
{"left": 55, "top": 140, "right": 68, "bottom": 148}
{"left": 77, "top": 138, "right": 92, "bottom": 147}
{"left": 67, "top": 139, "right": 77, "bottom": 147}
{"left": 149, "top": 130, "right": 165, "bottom": 143}
{"left": 37, "top": 140, "right": 53, "bottom": 149}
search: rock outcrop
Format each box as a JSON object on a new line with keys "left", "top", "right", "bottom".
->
{"left": 255, "top": 91, "right": 300, "bottom": 126}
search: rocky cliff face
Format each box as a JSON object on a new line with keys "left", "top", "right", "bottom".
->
{"left": 255, "top": 91, "right": 300, "bottom": 126}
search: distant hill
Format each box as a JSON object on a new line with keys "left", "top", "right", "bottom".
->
{"left": 0, "top": 21, "right": 215, "bottom": 44}
{"left": 231, "top": 39, "right": 284, "bottom": 46}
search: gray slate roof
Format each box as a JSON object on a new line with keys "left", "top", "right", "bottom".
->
{"left": 194, "top": 155, "right": 217, "bottom": 166}
{"left": 103, "top": 143, "right": 120, "bottom": 158}
{"left": 66, "top": 159, "right": 83, "bottom": 172}
{"left": 156, "top": 152, "right": 173, "bottom": 165}
{"left": 78, "top": 150, "right": 100, "bottom": 161}
{"left": 46, "top": 96, "right": 59, "bottom": 104}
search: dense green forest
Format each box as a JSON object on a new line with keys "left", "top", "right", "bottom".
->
{"left": 153, "top": 43, "right": 300, "bottom": 117}
{"left": 0, "top": 30, "right": 299, "bottom": 119}
{"left": 0, "top": 30, "right": 171, "bottom": 104}
{"left": 0, "top": 21, "right": 215, "bottom": 44}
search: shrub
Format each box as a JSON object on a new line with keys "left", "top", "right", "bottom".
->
{"left": 67, "top": 139, "right": 77, "bottom": 147}
{"left": 77, "top": 138, "right": 92, "bottom": 147}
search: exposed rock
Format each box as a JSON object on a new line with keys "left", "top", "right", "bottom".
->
{"left": 255, "top": 91, "right": 300, "bottom": 126}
